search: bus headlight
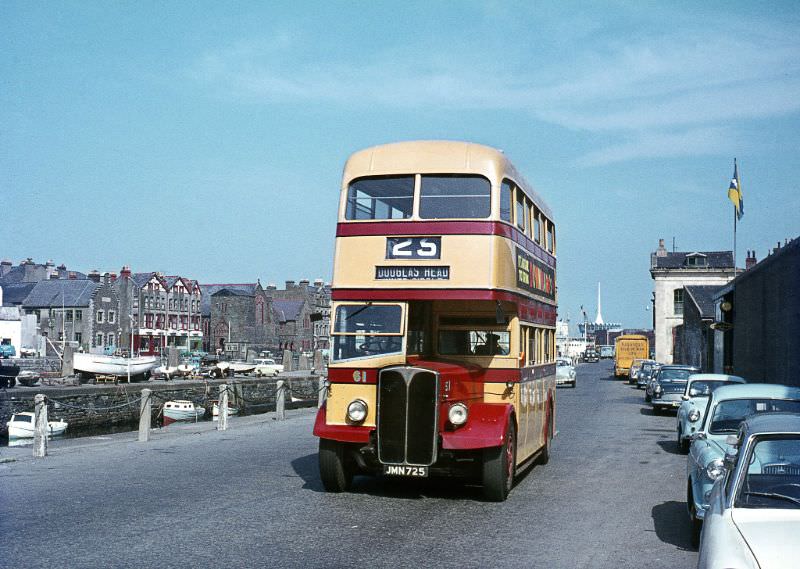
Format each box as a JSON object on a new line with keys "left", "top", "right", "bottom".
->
{"left": 448, "top": 403, "right": 468, "bottom": 426}
{"left": 688, "top": 409, "right": 701, "bottom": 422}
{"left": 706, "top": 458, "right": 725, "bottom": 481}
{"left": 346, "top": 399, "right": 368, "bottom": 423}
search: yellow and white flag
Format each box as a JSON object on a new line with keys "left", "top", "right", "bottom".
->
{"left": 728, "top": 159, "right": 743, "bottom": 220}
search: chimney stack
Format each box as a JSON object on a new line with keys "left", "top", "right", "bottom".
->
{"left": 285, "top": 280, "right": 296, "bottom": 290}
{"left": 120, "top": 265, "right": 132, "bottom": 279}
{"left": 656, "top": 239, "right": 668, "bottom": 257}
{"left": 745, "top": 250, "right": 757, "bottom": 270}
{"left": 88, "top": 270, "right": 101, "bottom": 282}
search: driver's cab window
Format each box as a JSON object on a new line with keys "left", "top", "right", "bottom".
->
{"left": 331, "top": 303, "right": 404, "bottom": 361}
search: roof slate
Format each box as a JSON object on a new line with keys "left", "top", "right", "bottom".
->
{"left": 199, "top": 284, "right": 258, "bottom": 316}
{"left": 22, "top": 279, "right": 99, "bottom": 308}
{"left": 273, "top": 299, "right": 304, "bottom": 322}
{"left": 684, "top": 285, "right": 721, "bottom": 318}
{"left": 1, "top": 282, "right": 37, "bottom": 306}
{"left": 654, "top": 251, "right": 734, "bottom": 269}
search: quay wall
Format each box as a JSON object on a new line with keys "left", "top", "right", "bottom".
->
{"left": 0, "top": 374, "right": 321, "bottom": 436}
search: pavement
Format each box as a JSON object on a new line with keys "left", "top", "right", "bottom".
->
{"left": 1, "top": 361, "right": 697, "bottom": 569}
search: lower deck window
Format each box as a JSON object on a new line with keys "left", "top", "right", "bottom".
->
{"left": 438, "top": 330, "right": 510, "bottom": 356}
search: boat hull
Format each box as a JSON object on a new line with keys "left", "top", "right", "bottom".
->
{"left": 74, "top": 353, "right": 159, "bottom": 376}
{"left": 163, "top": 400, "right": 205, "bottom": 424}
{"left": 6, "top": 413, "right": 68, "bottom": 438}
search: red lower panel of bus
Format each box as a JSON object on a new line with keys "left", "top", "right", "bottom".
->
{"left": 313, "top": 404, "right": 371, "bottom": 443}
{"left": 440, "top": 402, "right": 514, "bottom": 450}
{"left": 313, "top": 401, "right": 515, "bottom": 450}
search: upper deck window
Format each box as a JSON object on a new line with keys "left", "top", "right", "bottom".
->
{"left": 500, "top": 181, "right": 512, "bottom": 223}
{"left": 515, "top": 191, "right": 526, "bottom": 232}
{"left": 546, "top": 220, "right": 555, "bottom": 253}
{"left": 345, "top": 176, "right": 414, "bottom": 220}
{"left": 419, "top": 175, "right": 490, "bottom": 219}
{"left": 533, "top": 210, "right": 541, "bottom": 244}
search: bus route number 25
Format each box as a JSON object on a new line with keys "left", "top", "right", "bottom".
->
{"left": 386, "top": 237, "right": 441, "bottom": 260}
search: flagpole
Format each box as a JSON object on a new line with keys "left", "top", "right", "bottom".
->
{"left": 733, "top": 205, "right": 737, "bottom": 279}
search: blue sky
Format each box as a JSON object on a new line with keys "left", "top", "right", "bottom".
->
{"left": 3, "top": 1, "right": 799, "bottom": 331}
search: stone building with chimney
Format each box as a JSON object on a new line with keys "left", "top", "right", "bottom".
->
{"left": 649, "top": 239, "right": 735, "bottom": 364}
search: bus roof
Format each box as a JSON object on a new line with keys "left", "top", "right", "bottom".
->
{"left": 342, "top": 140, "right": 553, "bottom": 219}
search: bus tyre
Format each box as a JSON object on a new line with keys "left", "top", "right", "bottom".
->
{"left": 482, "top": 417, "right": 516, "bottom": 502}
{"left": 538, "top": 407, "right": 553, "bottom": 465}
{"left": 319, "top": 439, "right": 353, "bottom": 493}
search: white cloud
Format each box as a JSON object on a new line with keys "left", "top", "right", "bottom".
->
{"left": 189, "top": 20, "right": 800, "bottom": 165}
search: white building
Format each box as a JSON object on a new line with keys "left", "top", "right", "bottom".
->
{"left": 649, "top": 239, "right": 735, "bottom": 364}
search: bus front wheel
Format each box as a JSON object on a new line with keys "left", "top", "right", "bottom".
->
{"left": 482, "top": 417, "right": 516, "bottom": 502}
{"left": 319, "top": 439, "right": 354, "bottom": 492}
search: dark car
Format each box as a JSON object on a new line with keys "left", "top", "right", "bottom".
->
{"left": 584, "top": 349, "right": 599, "bottom": 363}
{"left": 647, "top": 365, "right": 699, "bottom": 412}
{"left": 637, "top": 361, "right": 660, "bottom": 389}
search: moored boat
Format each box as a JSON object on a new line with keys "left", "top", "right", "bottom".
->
{"left": 228, "top": 361, "right": 256, "bottom": 374}
{"left": 211, "top": 400, "right": 240, "bottom": 420}
{"left": 6, "top": 412, "right": 68, "bottom": 438}
{"left": 162, "top": 400, "right": 205, "bottom": 424}
{"left": 74, "top": 353, "right": 159, "bottom": 377}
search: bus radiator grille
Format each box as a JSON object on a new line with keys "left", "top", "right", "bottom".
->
{"left": 377, "top": 368, "right": 438, "bottom": 466}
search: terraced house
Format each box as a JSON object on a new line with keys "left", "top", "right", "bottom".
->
{"left": 21, "top": 272, "right": 120, "bottom": 355}
{"left": 114, "top": 267, "right": 203, "bottom": 355}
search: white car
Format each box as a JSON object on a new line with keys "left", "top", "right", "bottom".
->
{"left": 254, "top": 358, "right": 284, "bottom": 377}
{"left": 698, "top": 412, "right": 800, "bottom": 569}
{"left": 555, "top": 357, "right": 576, "bottom": 388}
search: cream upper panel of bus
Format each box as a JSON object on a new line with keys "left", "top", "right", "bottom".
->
{"left": 332, "top": 233, "right": 555, "bottom": 305}
{"left": 339, "top": 140, "right": 553, "bottom": 221}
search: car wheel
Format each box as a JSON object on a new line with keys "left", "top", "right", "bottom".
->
{"left": 483, "top": 416, "right": 516, "bottom": 502}
{"left": 571, "top": 380, "right": 576, "bottom": 389}
{"left": 645, "top": 393, "right": 651, "bottom": 403}
{"left": 318, "top": 439, "right": 354, "bottom": 493}
{"left": 687, "top": 483, "right": 702, "bottom": 548}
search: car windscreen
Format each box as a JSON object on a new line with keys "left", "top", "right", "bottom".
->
{"left": 735, "top": 435, "right": 800, "bottom": 509}
{"left": 708, "top": 399, "right": 800, "bottom": 434}
{"left": 658, "top": 369, "right": 692, "bottom": 381}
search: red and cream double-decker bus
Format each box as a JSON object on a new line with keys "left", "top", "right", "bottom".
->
{"left": 314, "top": 140, "right": 557, "bottom": 501}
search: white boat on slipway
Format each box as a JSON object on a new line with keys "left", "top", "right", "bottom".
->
{"left": 6, "top": 412, "right": 68, "bottom": 439}
{"left": 74, "top": 353, "right": 159, "bottom": 377}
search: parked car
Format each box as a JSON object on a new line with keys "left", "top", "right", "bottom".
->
{"left": 650, "top": 365, "right": 698, "bottom": 413}
{"left": 697, "top": 412, "right": 800, "bottom": 568}
{"left": 676, "top": 374, "right": 746, "bottom": 453}
{"left": 0, "top": 338, "right": 16, "bottom": 358}
{"left": 555, "top": 357, "right": 576, "bottom": 388}
{"left": 254, "top": 358, "right": 284, "bottom": 377}
{"left": 628, "top": 358, "right": 655, "bottom": 386}
{"left": 19, "top": 346, "right": 37, "bottom": 358}
{"left": 637, "top": 361, "right": 660, "bottom": 389}
{"left": 645, "top": 365, "right": 697, "bottom": 407}
{"left": 686, "top": 383, "right": 800, "bottom": 545}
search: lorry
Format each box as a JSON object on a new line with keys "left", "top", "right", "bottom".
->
{"left": 614, "top": 335, "right": 649, "bottom": 378}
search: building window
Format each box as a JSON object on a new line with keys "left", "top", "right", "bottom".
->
{"left": 107, "top": 333, "right": 115, "bottom": 345}
{"left": 65, "top": 310, "right": 73, "bottom": 323}
{"left": 74, "top": 332, "right": 82, "bottom": 344}
{"left": 108, "top": 311, "right": 116, "bottom": 324}
{"left": 75, "top": 310, "right": 82, "bottom": 322}
{"left": 96, "top": 310, "right": 104, "bottom": 323}
{"left": 674, "top": 289, "right": 684, "bottom": 316}
{"left": 96, "top": 333, "right": 104, "bottom": 346}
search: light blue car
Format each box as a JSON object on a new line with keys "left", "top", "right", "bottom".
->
{"left": 676, "top": 374, "right": 746, "bottom": 453}
{"left": 686, "top": 383, "right": 800, "bottom": 546}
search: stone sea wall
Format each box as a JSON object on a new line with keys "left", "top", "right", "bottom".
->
{"left": 0, "top": 374, "right": 321, "bottom": 435}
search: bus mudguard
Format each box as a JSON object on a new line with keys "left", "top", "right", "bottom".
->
{"left": 312, "top": 404, "right": 372, "bottom": 444}
{"left": 441, "top": 402, "right": 515, "bottom": 450}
